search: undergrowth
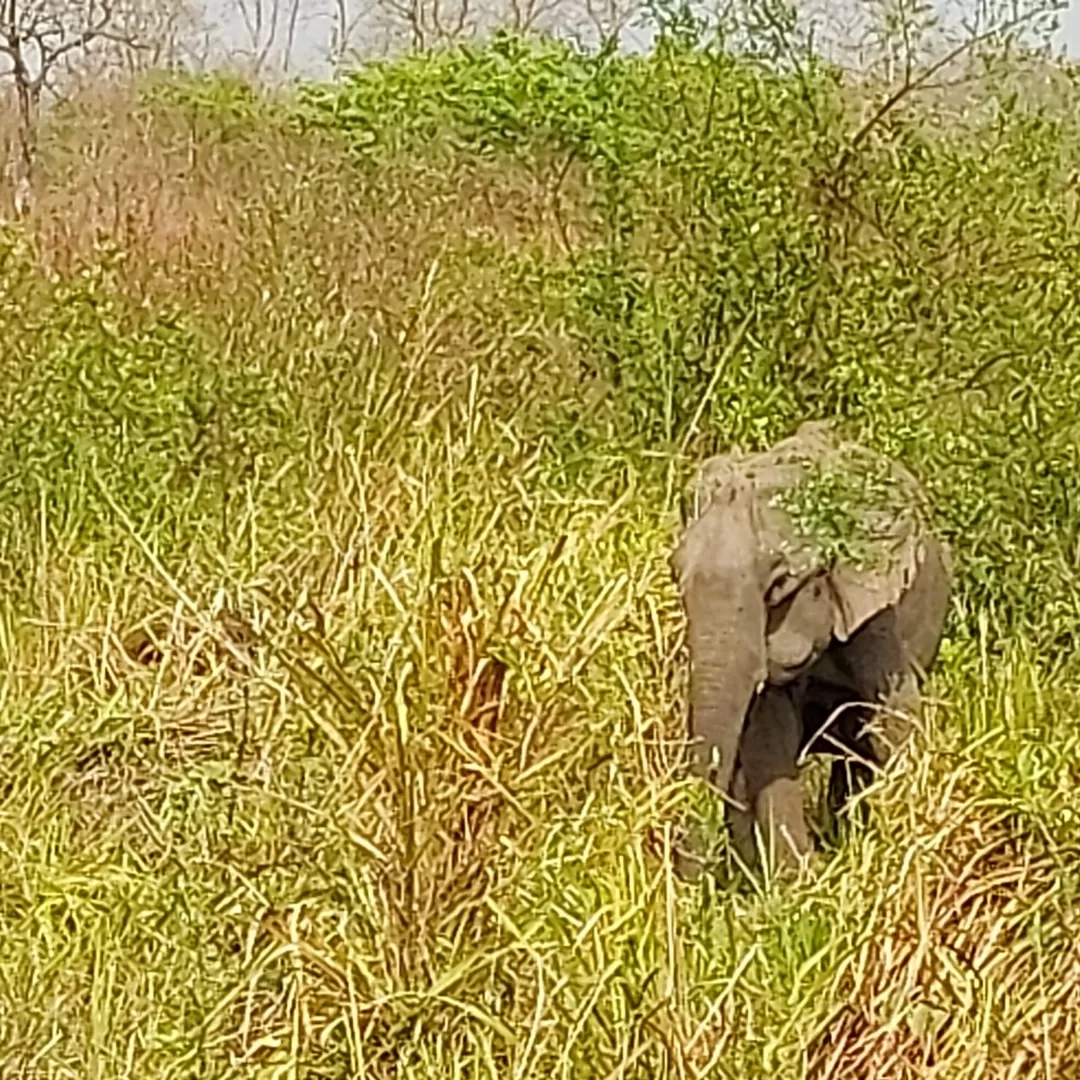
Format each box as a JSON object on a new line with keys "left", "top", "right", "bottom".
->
{"left": 0, "top": 29, "right": 1077, "bottom": 1079}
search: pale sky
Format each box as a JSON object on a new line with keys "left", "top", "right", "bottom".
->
{"left": 1059, "top": 1, "right": 1080, "bottom": 51}
{"left": 201, "top": 0, "right": 1080, "bottom": 78}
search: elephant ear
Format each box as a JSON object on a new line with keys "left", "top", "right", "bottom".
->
{"left": 826, "top": 540, "right": 920, "bottom": 643}
{"left": 822, "top": 471, "right": 930, "bottom": 643}
{"left": 743, "top": 424, "right": 935, "bottom": 647}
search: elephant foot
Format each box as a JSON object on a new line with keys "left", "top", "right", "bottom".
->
{"left": 727, "top": 767, "right": 759, "bottom": 870}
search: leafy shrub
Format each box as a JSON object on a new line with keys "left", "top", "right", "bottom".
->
{"left": 0, "top": 242, "right": 301, "bottom": 576}
{"left": 301, "top": 33, "right": 1080, "bottom": 652}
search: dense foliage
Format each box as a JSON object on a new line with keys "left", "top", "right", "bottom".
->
{"left": 297, "top": 33, "right": 1080, "bottom": 651}
{"left": 0, "top": 30, "right": 1078, "bottom": 1078}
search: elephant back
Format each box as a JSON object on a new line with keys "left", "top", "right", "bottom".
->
{"left": 687, "top": 421, "right": 940, "bottom": 642}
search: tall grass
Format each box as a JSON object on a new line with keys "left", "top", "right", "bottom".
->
{"left": 0, "top": 36, "right": 1078, "bottom": 1078}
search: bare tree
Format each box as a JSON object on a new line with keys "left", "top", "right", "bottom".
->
{"left": 369, "top": 0, "right": 474, "bottom": 51}
{"left": 330, "top": 0, "right": 364, "bottom": 64}
{"left": 231, "top": 0, "right": 307, "bottom": 71}
{"left": 504, "top": 0, "right": 561, "bottom": 34}
{"left": 0, "top": 0, "right": 193, "bottom": 186}
{"left": 576, "top": 0, "right": 638, "bottom": 45}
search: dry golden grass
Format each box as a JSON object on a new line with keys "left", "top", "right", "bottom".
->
{"left": 809, "top": 777, "right": 1080, "bottom": 1076}
{"left": 2, "top": 85, "right": 592, "bottom": 312}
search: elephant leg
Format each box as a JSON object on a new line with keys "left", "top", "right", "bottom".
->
{"left": 818, "top": 608, "right": 921, "bottom": 769}
{"left": 827, "top": 754, "right": 875, "bottom": 820}
{"left": 728, "top": 765, "right": 756, "bottom": 868}
{"left": 734, "top": 685, "right": 810, "bottom": 869}
{"left": 757, "top": 777, "right": 810, "bottom": 869}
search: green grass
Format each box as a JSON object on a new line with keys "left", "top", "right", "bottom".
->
{"left": 0, "top": 30, "right": 1078, "bottom": 1078}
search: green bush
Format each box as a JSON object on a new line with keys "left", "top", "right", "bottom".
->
{"left": 0, "top": 241, "right": 302, "bottom": 578}
{"left": 300, "top": 32, "right": 1080, "bottom": 651}
{"left": 1, "top": 30, "right": 1079, "bottom": 1076}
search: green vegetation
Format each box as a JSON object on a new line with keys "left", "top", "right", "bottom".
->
{"left": 0, "top": 27, "right": 1078, "bottom": 1077}
{"left": 767, "top": 444, "right": 924, "bottom": 570}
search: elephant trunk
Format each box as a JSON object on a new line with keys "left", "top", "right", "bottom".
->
{"left": 674, "top": 485, "right": 767, "bottom": 796}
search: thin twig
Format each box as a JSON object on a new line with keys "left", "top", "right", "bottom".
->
{"left": 678, "top": 310, "right": 753, "bottom": 457}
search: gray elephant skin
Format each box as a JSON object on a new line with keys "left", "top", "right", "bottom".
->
{"left": 671, "top": 421, "right": 951, "bottom": 874}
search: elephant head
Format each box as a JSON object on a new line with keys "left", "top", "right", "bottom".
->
{"left": 672, "top": 422, "right": 947, "bottom": 803}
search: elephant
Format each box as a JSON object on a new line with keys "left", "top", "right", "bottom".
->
{"left": 671, "top": 421, "right": 951, "bottom": 876}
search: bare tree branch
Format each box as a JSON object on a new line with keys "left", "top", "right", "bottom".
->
{"left": 0, "top": 0, "right": 193, "bottom": 196}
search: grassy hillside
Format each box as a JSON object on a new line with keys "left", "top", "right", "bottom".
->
{"left": 0, "top": 32, "right": 1079, "bottom": 1077}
